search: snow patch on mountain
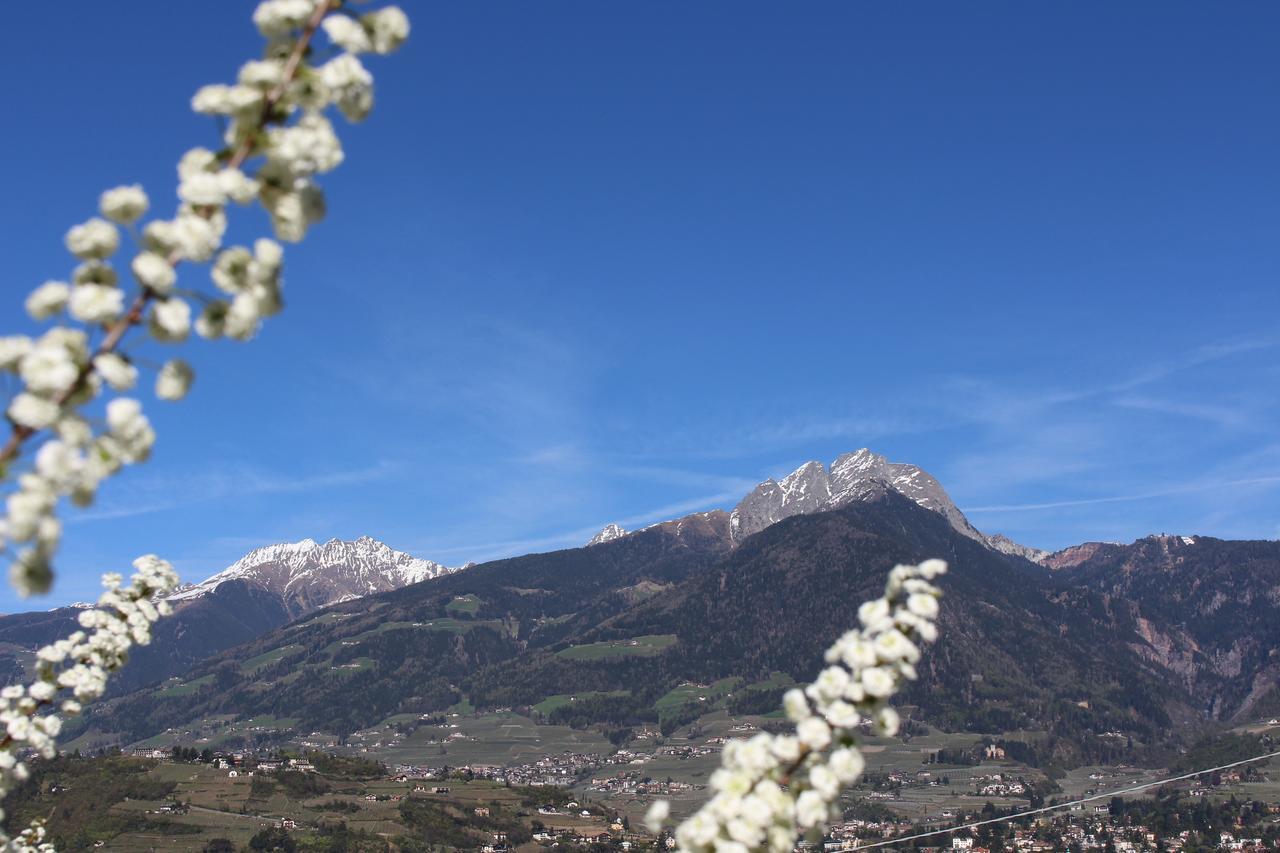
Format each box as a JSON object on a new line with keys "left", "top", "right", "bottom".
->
{"left": 728, "top": 448, "right": 1045, "bottom": 560}
{"left": 587, "top": 524, "right": 629, "bottom": 546}
{"left": 168, "top": 536, "right": 457, "bottom": 617}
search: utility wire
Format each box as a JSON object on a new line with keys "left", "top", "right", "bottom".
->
{"left": 852, "top": 747, "right": 1280, "bottom": 850}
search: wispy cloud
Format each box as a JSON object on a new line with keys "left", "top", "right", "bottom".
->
{"left": 1112, "top": 395, "right": 1257, "bottom": 431}
{"left": 69, "top": 461, "right": 399, "bottom": 523}
{"left": 418, "top": 489, "right": 743, "bottom": 564}
{"left": 964, "top": 475, "right": 1280, "bottom": 514}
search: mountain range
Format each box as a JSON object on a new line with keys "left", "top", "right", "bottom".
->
{"left": 597, "top": 448, "right": 1051, "bottom": 562}
{"left": 0, "top": 537, "right": 456, "bottom": 695}
{"left": 6, "top": 447, "right": 1278, "bottom": 769}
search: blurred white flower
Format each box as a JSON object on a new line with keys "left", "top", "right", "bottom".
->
{"left": 19, "top": 342, "right": 79, "bottom": 395}
{"left": 363, "top": 6, "right": 410, "bottom": 54}
{"left": 93, "top": 353, "right": 138, "bottom": 391}
{"left": 155, "top": 359, "right": 195, "bottom": 400}
{"left": 68, "top": 284, "right": 125, "bottom": 324}
{"left": 0, "top": 336, "right": 33, "bottom": 371}
{"left": 323, "top": 15, "right": 372, "bottom": 53}
{"left": 656, "top": 562, "right": 947, "bottom": 852}
{"left": 25, "top": 281, "right": 71, "bottom": 320}
{"left": 252, "top": 0, "right": 316, "bottom": 37}
{"left": 8, "top": 394, "right": 60, "bottom": 429}
{"left": 64, "top": 218, "right": 120, "bottom": 260}
{"left": 131, "top": 251, "right": 177, "bottom": 294}
{"left": 150, "top": 299, "right": 192, "bottom": 342}
{"left": 99, "top": 185, "right": 150, "bottom": 224}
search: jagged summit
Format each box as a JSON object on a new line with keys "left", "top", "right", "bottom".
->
{"left": 168, "top": 536, "right": 457, "bottom": 617}
{"left": 587, "top": 523, "right": 628, "bottom": 546}
{"left": 986, "top": 533, "right": 1051, "bottom": 564}
{"left": 728, "top": 448, "right": 1044, "bottom": 560}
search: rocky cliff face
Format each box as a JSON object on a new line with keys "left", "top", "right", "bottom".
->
{"left": 1052, "top": 534, "right": 1280, "bottom": 721}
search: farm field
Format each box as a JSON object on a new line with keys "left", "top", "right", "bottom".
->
{"left": 371, "top": 711, "right": 615, "bottom": 767}
{"left": 8, "top": 756, "right": 623, "bottom": 851}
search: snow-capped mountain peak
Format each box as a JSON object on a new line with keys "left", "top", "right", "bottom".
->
{"left": 587, "top": 523, "right": 629, "bottom": 546}
{"left": 729, "top": 448, "right": 1042, "bottom": 560}
{"left": 168, "top": 536, "right": 457, "bottom": 617}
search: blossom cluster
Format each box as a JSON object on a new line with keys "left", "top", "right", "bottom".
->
{"left": 1, "top": 0, "right": 409, "bottom": 598}
{"left": 0, "top": 3, "right": 409, "bottom": 849}
{"left": 0, "top": 556, "right": 179, "bottom": 851}
{"left": 646, "top": 559, "right": 947, "bottom": 853}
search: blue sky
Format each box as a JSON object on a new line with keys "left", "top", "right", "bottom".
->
{"left": 2, "top": 2, "right": 1277, "bottom": 610}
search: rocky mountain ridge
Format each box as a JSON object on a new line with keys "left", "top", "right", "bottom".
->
{"left": 0, "top": 536, "right": 453, "bottom": 694}
{"left": 594, "top": 447, "right": 1045, "bottom": 561}
{"left": 168, "top": 535, "right": 455, "bottom": 617}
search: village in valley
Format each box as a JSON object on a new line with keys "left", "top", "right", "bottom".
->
{"left": 58, "top": 706, "right": 1276, "bottom": 851}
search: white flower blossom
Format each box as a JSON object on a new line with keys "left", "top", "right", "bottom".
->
{"left": 192, "top": 83, "right": 264, "bottom": 116}
{"left": 170, "top": 213, "right": 223, "bottom": 262}
{"left": 19, "top": 342, "right": 79, "bottom": 395}
{"left": 645, "top": 800, "right": 671, "bottom": 833}
{"left": 323, "top": 14, "right": 373, "bottom": 53}
{"left": 64, "top": 218, "right": 120, "bottom": 260}
{"left": 7, "top": 394, "right": 61, "bottom": 430}
{"left": 178, "top": 147, "right": 219, "bottom": 180}
{"left": 363, "top": 6, "right": 410, "bottom": 54}
{"left": 99, "top": 185, "right": 149, "bottom": 224}
{"left": 219, "top": 168, "right": 259, "bottom": 204}
{"left": 267, "top": 112, "right": 345, "bottom": 176}
{"left": 68, "top": 284, "right": 125, "bottom": 324}
{"left": 0, "top": 336, "right": 33, "bottom": 371}
{"left": 149, "top": 298, "right": 192, "bottom": 342}
{"left": 72, "top": 261, "right": 118, "bottom": 287}
{"left": 25, "top": 281, "right": 71, "bottom": 320}
{"left": 252, "top": 0, "right": 317, "bottom": 37}
{"left": 319, "top": 54, "right": 374, "bottom": 122}
{"left": 131, "top": 251, "right": 177, "bottom": 294}
{"left": 155, "top": 359, "right": 195, "bottom": 401}
{"left": 0, "top": 6, "right": 412, "bottom": 840}
{"left": 238, "top": 59, "right": 285, "bottom": 90}
{"left": 34, "top": 440, "right": 82, "bottom": 487}
{"left": 652, "top": 561, "right": 947, "bottom": 852}
{"left": 93, "top": 353, "right": 138, "bottom": 391}
{"left": 178, "top": 170, "right": 228, "bottom": 206}
{"left": 907, "top": 591, "right": 940, "bottom": 619}
{"left": 796, "top": 716, "right": 831, "bottom": 750}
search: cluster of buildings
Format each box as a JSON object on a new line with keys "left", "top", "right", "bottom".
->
{"left": 126, "top": 746, "right": 315, "bottom": 778}
{"left": 392, "top": 751, "right": 610, "bottom": 786}
{"left": 972, "top": 773, "right": 1027, "bottom": 798}
{"left": 586, "top": 770, "right": 700, "bottom": 797}
{"left": 825, "top": 807, "right": 1280, "bottom": 853}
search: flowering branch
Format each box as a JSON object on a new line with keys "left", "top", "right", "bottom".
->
{"left": 0, "top": 0, "right": 409, "bottom": 598}
{"left": 0, "top": 2, "right": 411, "bottom": 849}
{"left": 0, "top": 557, "right": 180, "bottom": 850}
{"left": 645, "top": 559, "right": 947, "bottom": 853}
{"left": 0, "top": 0, "right": 334, "bottom": 472}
